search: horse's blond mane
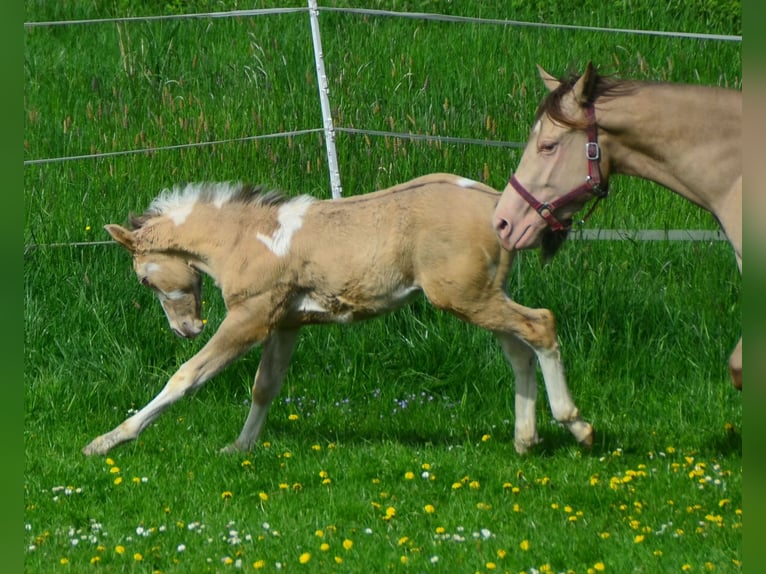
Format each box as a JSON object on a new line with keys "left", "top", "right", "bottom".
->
{"left": 129, "top": 182, "right": 287, "bottom": 229}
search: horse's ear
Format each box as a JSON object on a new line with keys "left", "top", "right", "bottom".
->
{"left": 573, "top": 61, "right": 597, "bottom": 105}
{"left": 537, "top": 64, "right": 560, "bottom": 92}
{"left": 104, "top": 224, "right": 136, "bottom": 252}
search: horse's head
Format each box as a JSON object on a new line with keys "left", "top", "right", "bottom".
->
{"left": 105, "top": 224, "right": 205, "bottom": 339}
{"left": 494, "top": 62, "right": 610, "bottom": 252}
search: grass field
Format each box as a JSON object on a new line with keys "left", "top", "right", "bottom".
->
{"left": 24, "top": 1, "right": 742, "bottom": 572}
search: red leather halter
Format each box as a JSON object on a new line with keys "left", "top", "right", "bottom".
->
{"left": 509, "top": 105, "right": 608, "bottom": 232}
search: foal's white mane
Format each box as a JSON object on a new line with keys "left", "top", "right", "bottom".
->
{"left": 147, "top": 181, "right": 289, "bottom": 217}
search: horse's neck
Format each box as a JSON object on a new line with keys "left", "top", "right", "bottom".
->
{"left": 600, "top": 83, "right": 741, "bottom": 211}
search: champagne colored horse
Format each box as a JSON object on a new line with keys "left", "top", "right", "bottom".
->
{"left": 83, "top": 174, "right": 593, "bottom": 457}
{"left": 492, "top": 63, "right": 741, "bottom": 389}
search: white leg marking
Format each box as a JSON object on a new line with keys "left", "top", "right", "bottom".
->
{"left": 256, "top": 196, "right": 314, "bottom": 257}
{"left": 496, "top": 333, "right": 540, "bottom": 454}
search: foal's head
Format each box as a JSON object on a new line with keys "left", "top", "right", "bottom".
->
{"left": 105, "top": 223, "right": 204, "bottom": 339}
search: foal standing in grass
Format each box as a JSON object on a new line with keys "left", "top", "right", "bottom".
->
{"left": 83, "top": 174, "right": 593, "bottom": 457}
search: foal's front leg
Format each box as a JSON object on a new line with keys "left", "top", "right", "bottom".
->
{"left": 220, "top": 328, "right": 299, "bottom": 454}
{"left": 82, "top": 307, "right": 268, "bottom": 456}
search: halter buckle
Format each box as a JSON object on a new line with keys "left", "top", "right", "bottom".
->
{"left": 585, "top": 141, "right": 600, "bottom": 160}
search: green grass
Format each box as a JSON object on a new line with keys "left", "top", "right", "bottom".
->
{"left": 24, "top": 1, "right": 741, "bottom": 572}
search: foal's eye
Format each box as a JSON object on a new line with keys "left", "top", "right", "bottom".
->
{"left": 140, "top": 277, "right": 152, "bottom": 287}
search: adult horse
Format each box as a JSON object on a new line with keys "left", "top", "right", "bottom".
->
{"left": 492, "top": 63, "right": 741, "bottom": 389}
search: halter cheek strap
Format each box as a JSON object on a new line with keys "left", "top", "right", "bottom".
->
{"left": 510, "top": 104, "right": 609, "bottom": 232}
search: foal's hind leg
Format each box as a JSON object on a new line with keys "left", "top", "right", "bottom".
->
{"left": 494, "top": 333, "right": 540, "bottom": 453}
{"left": 221, "top": 328, "right": 299, "bottom": 454}
{"left": 440, "top": 292, "right": 592, "bottom": 451}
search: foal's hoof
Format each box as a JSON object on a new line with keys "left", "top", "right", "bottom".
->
{"left": 514, "top": 436, "right": 542, "bottom": 455}
{"left": 219, "top": 443, "right": 242, "bottom": 455}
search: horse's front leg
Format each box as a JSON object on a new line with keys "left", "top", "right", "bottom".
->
{"left": 82, "top": 307, "right": 268, "bottom": 456}
{"left": 220, "top": 328, "right": 300, "bottom": 454}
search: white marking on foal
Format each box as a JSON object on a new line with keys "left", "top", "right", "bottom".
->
{"left": 256, "top": 196, "right": 314, "bottom": 257}
{"left": 162, "top": 290, "right": 187, "bottom": 301}
{"left": 456, "top": 177, "right": 477, "bottom": 188}
{"left": 168, "top": 202, "right": 194, "bottom": 226}
{"left": 295, "top": 294, "right": 328, "bottom": 314}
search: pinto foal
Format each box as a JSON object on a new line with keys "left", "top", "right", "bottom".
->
{"left": 83, "top": 174, "right": 592, "bottom": 457}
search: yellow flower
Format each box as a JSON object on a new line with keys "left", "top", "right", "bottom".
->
{"left": 398, "top": 536, "right": 409, "bottom": 546}
{"left": 113, "top": 477, "right": 123, "bottom": 485}
{"left": 110, "top": 466, "right": 120, "bottom": 474}
{"left": 115, "top": 545, "right": 125, "bottom": 554}
{"left": 299, "top": 552, "right": 311, "bottom": 564}
{"left": 253, "top": 560, "right": 266, "bottom": 569}
{"left": 520, "top": 540, "right": 530, "bottom": 551}
{"left": 342, "top": 539, "right": 353, "bottom": 550}
{"left": 469, "top": 480, "right": 480, "bottom": 489}
{"left": 594, "top": 562, "right": 605, "bottom": 571}
{"left": 288, "top": 414, "right": 299, "bottom": 421}
{"left": 134, "top": 552, "right": 143, "bottom": 561}
{"left": 221, "top": 491, "right": 233, "bottom": 500}
{"left": 424, "top": 504, "right": 435, "bottom": 514}
{"left": 90, "top": 556, "right": 100, "bottom": 564}
{"left": 451, "top": 482, "right": 463, "bottom": 490}
{"left": 634, "top": 535, "right": 645, "bottom": 543}
{"left": 59, "top": 558, "right": 69, "bottom": 565}
{"left": 315, "top": 529, "right": 324, "bottom": 538}
{"left": 404, "top": 471, "right": 415, "bottom": 480}
{"left": 496, "top": 549, "right": 507, "bottom": 559}
{"left": 311, "top": 444, "right": 321, "bottom": 451}
{"left": 486, "top": 562, "right": 497, "bottom": 569}
{"left": 334, "top": 556, "right": 343, "bottom": 564}
{"left": 320, "top": 543, "right": 330, "bottom": 552}
{"left": 481, "top": 434, "right": 491, "bottom": 442}
{"left": 259, "top": 492, "right": 269, "bottom": 501}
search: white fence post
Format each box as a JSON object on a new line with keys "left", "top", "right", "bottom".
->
{"left": 308, "top": 0, "right": 343, "bottom": 198}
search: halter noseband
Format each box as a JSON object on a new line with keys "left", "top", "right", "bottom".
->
{"left": 509, "top": 104, "right": 608, "bottom": 232}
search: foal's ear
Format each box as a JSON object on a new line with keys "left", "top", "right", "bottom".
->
{"left": 104, "top": 224, "right": 136, "bottom": 252}
{"left": 537, "top": 64, "right": 560, "bottom": 92}
{"left": 573, "top": 61, "right": 597, "bottom": 105}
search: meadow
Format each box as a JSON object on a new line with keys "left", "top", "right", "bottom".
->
{"left": 24, "top": 1, "right": 742, "bottom": 572}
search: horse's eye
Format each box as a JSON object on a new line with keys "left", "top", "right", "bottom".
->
{"left": 140, "top": 277, "right": 151, "bottom": 287}
{"left": 539, "top": 142, "right": 557, "bottom": 154}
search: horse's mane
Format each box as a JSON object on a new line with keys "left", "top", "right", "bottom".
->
{"left": 129, "top": 182, "right": 288, "bottom": 229}
{"left": 537, "top": 68, "right": 640, "bottom": 129}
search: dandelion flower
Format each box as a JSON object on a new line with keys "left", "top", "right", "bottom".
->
{"left": 253, "top": 559, "right": 266, "bottom": 569}
{"left": 115, "top": 545, "right": 125, "bottom": 554}
{"left": 258, "top": 492, "right": 269, "bottom": 501}
{"left": 404, "top": 471, "right": 415, "bottom": 480}
{"left": 520, "top": 540, "right": 530, "bottom": 551}
{"left": 288, "top": 414, "right": 299, "bottom": 421}
{"left": 424, "top": 504, "right": 435, "bottom": 514}
{"left": 299, "top": 552, "right": 311, "bottom": 564}
{"left": 342, "top": 539, "right": 353, "bottom": 550}
{"left": 221, "top": 491, "right": 233, "bottom": 500}
{"left": 134, "top": 552, "right": 143, "bottom": 561}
